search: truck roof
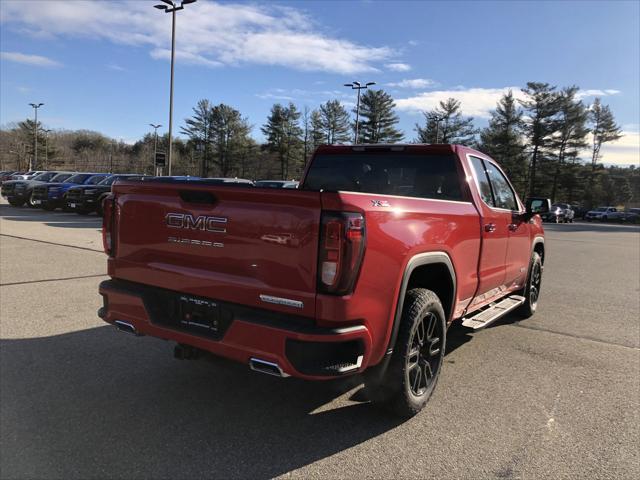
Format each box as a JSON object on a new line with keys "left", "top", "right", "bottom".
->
{"left": 313, "top": 143, "right": 488, "bottom": 158}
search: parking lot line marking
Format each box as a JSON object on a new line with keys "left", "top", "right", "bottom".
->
{"left": 0, "top": 273, "right": 108, "bottom": 287}
{"left": 508, "top": 323, "right": 640, "bottom": 351}
{"left": 0, "top": 233, "right": 103, "bottom": 253}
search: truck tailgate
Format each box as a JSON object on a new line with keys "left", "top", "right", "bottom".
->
{"left": 110, "top": 182, "right": 321, "bottom": 318}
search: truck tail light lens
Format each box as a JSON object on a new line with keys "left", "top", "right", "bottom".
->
{"left": 318, "top": 212, "right": 365, "bottom": 295}
{"left": 102, "top": 193, "right": 115, "bottom": 255}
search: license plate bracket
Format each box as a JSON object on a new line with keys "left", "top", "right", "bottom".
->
{"left": 142, "top": 289, "right": 233, "bottom": 340}
{"left": 177, "top": 295, "right": 221, "bottom": 335}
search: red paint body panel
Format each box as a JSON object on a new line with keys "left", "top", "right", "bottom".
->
{"left": 99, "top": 144, "right": 544, "bottom": 379}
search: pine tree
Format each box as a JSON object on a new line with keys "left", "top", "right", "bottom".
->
{"left": 261, "top": 102, "right": 303, "bottom": 179}
{"left": 479, "top": 91, "right": 527, "bottom": 195}
{"left": 357, "top": 89, "right": 403, "bottom": 144}
{"left": 519, "top": 82, "right": 562, "bottom": 196}
{"left": 589, "top": 98, "right": 622, "bottom": 170}
{"left": 415, "top": 98, "right": 477, "bottom": 146}
{"left": 318, "top": 100, "right": 351, "bottom": 144}
{"left": 549, "top": 86, "right": 590, "bottom": 202}
{"left": 310, "top": 109, "right": 325, "bottom": 150}
{"left": 181, "top": 99, "right": 214, "bottom": 177}
{"left": 209, "top": 104, "right": 252, "bottom": 177}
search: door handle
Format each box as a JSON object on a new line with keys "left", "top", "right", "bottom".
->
{"left": 508, "top": 223, "right": 518, "bottom": 231}
{"left": 484, "top": 223, "right": 496, "bottom": 233}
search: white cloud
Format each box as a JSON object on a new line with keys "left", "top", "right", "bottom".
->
{"left": 576, "top": 89, "right": 621, "bottom": 99}
{"left": 106, "top": 63, "right": 126, "bottom": 71}
{"left": 0, "top": 1, "right": 394, "bottom": 74}
{"left": 386, "top": 78, "right": 437, "bottom": 89}
{"left": 582, "top": 131, "right": 640, "bottom": 166}
{"left": 395, "top": 87, "right": 524, "bottom": 118}
{"left": 256, "top": 87, "right": 353, "bottom": 103}
{"left": 150, "top": 48, "right": 223, "bottom": 68}
{"left": 0, "top": 51, "right": 61, "bottom": 67}
{"left": 386, "top": 62, "right": 411, "bottom": 72}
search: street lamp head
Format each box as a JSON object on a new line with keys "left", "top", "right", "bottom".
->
{"left": 353, "top": 81, "right": 361, "bottom": 86}
{"left": 154, "top": 5, "right": 168, "bottom": 10}
{"left": 366, "top": 82, "right": 376, "bottom": 86}
{"left": 160, "top": 0, "right": 175, "bottom": 5}
{"left": 344, "top": 83, "right": 354, "bottom": 87}
{"left": 181, "top": 0, "right": 197, "bottom": 4}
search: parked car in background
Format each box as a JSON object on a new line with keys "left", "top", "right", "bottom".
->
{"left": 584, "top": 206, "right": 617, "bottom": 222}
{"left": 255, "top": 180, "right": 299, "bottom": 188}
{"left": 607, "top": 208, "right": 640, "bottom": 224}
{"left": 31, "top": 173, "right": 110, "bottom": 210}
{"left": 10, "top": 171, "right": 46, "bottom": 180}
{"left": 204, "top": 177, "right": 254, "bottom": 185}
{"left": 0, "top": 171, "right": 20, "bottom": 183}
{"left": 542, "top": 203, "right": 574, "bottom": 223}
{"left": 1, "top": 171, "right": 74, "bottom": 207}
{"left": 67, "top": 174, "right": 142, "bottom": 215}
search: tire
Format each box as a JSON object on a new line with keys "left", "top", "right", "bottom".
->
{"left": 76, "top": 209, "right": 92, "bottom": 215}
{"left": 95, "top": 195, "right": 107, "bottom": 217}
{"left": 42, "top": 202, "right": 55, "bottom": 211}
{"left": 368, "top": 288, "right": 446, "bottom": 418}
{"left": 516, "top": 252, "right": 543, "bottom": 318}
{"left": 8, "top": 197, "right": 25, "bottom": 207}
{"left": 26, "top": 192, "right": 38, "bottom": 208}
{"left": 602, "top": 216, "right": 607, "bottom": 222}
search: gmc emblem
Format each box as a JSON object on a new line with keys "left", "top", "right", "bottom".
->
{"left": 165, "top": 212, "right": 227, "bottom": 233}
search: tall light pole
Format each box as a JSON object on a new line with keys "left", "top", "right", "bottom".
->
{"left": 154, "top": 0, "right": 197, "bottom": 176}
{"left": 344, "top": 81, "right": 375, "bottom": 144}
{"left": 29, "top": 102, "right": 44, "bottom": 170}
{"left": 433, "top": 115, "right": 445, "bottom": 144}
{"left": 42, "top": 129, "right": 52, "bottom": 169}
{"left": 149, "top": 123, "right": 162, "bottom": 175}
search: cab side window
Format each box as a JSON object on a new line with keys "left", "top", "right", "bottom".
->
{"left": 469, "top": 156, "right": 494, "bottom": 206}
{"left": 484, "top": 161, "right": 518, "bottom": 211}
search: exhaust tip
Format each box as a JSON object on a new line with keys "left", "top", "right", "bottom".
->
{"left": 249, "top": 358, "right": 289, "bottom": 377}
{"left": 114, "top": 320, "right": 140, "bottom": 336}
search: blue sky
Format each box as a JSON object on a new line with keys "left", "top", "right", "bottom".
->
{"left": 1, "top": 0, "right": 638, "bottom": 164}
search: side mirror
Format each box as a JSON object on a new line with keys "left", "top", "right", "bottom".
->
{"left": 525, "top": 197, "right": 550, "bottom": 217}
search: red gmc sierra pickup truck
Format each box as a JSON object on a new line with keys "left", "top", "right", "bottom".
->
{"left": 98, "top": 144, "right": 549, "bottom": 417}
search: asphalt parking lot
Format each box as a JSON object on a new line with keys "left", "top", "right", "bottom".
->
{"left": 1, "top": 200, "right": 639, "bottom": 479}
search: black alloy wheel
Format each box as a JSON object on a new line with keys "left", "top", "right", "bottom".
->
{"left": 406, "top": 311, "right": 442, "bottom": 397}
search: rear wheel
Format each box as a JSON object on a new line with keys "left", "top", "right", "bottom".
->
{"left": 516, "top": 252, "right": 542, "bottom": 318}
{"left": 8, "top": 197, "right": 25, "bottom": 207}
{"left": 367, "top": 288, "right": 446, "bottom": 418}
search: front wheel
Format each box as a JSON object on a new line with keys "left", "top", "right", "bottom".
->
{"left": 517, "top": 252, "right": 543, "bottom": 318}
{"left": 367, "top": 288, "right": 446, "bottom": 418}
{"left": 95, "top": 195, "right": 107, "bottom": 216}
{"left": 26, "top": 192, "right": 38, "bottom": 208}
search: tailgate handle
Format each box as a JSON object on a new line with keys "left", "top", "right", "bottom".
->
{"left": 179, "top": 190, "right": 217, "bottom": 205}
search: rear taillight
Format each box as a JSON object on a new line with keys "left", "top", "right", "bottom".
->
{"left": 318, "top": 212, "right": 365, "bottom": 295}
{"left": 102, "top": 193, "right": 115, "bottom": 255}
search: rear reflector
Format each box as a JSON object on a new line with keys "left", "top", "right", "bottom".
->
{"left": 318, "top": 212, "right": 365, "bottom": 295}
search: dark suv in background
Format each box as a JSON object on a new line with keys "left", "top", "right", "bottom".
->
{"left": 66, "top": 174, "right": 144, "bottom": 215}
{"left": 32, "top": 173, "right": 110, "bottom": 211}
{"left": 1, "top": 172, "right": 74, "bottom": 207}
